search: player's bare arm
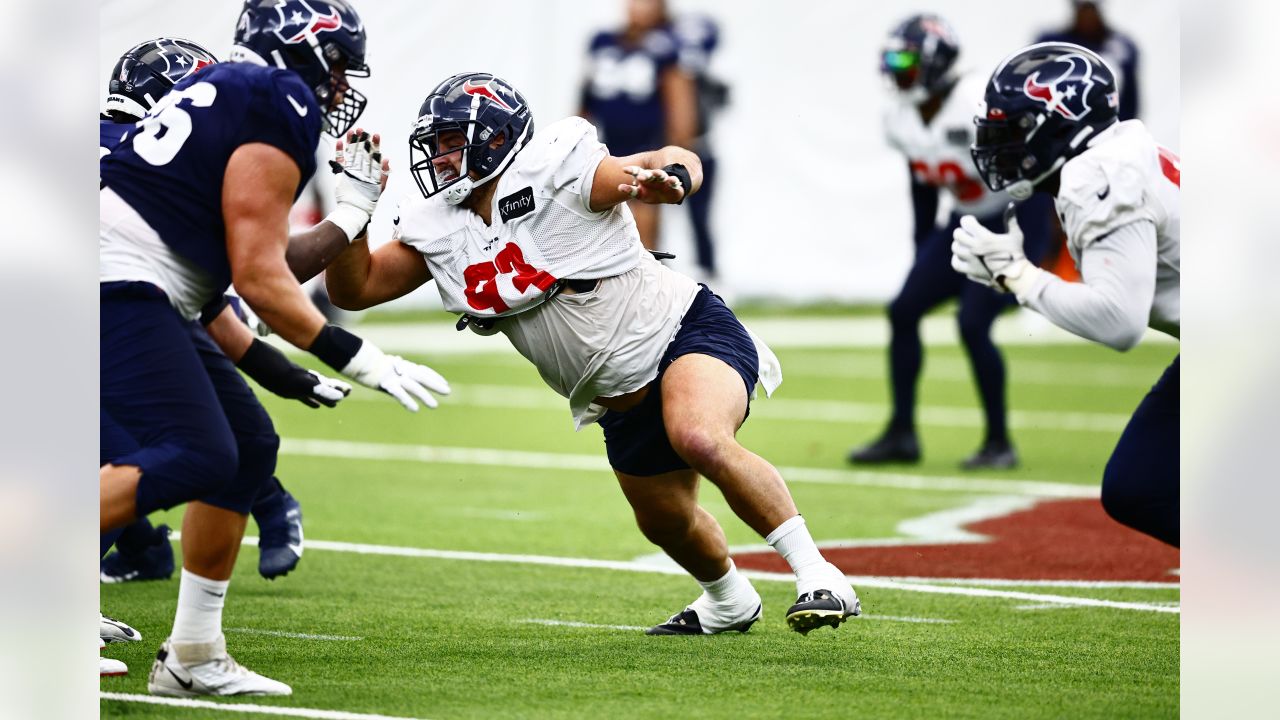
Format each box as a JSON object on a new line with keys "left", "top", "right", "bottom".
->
{"left": 224, "top": 142, "right": 328, "bottom": 348}
{"left": 590, "top": 146, "right": 703, "bottom": 211}
{"left": 286, "top": 128, "right": 391, "bottom": 282}
{"left": 286, "top": 221, "right": 352, "bottom": 283}
{"left": 326, "top": 237, "right": 432, "bottom": 311}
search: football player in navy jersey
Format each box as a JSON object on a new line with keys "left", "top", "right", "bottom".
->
{"left": 99, "top": 0, "right": 449, "bottom": 696}
{"left": 99, "top": 39, "right": 336, "bottom": 603}
{"left": 579, "top": 0, "right": 697, "bottom": 251}
{"left": 847, "top": 15, "right": 1052, "bottom": 470}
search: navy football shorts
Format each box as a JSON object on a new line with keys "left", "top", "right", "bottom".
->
{"left": 597, "top": 285, "right": 758, "bottom": 477}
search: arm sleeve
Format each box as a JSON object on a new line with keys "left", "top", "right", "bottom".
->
{"left": 1019, "top": 220, "right": 1157, "bottom": 351}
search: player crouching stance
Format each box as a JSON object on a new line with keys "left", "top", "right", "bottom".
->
{"left": 322, "top": 72, "right": 860, "bottom": 634}
{"left": 952, "top": 43, "right": 1179, "bottom": 546}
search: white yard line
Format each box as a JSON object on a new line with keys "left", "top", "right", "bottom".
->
{"left": 99, "top": 693, "right": 427, "bottom": 720}
{"left": 273, "top": 313, "right": 1174, "bottom": 356}
{"left": 346, "top": 382, "right": 1131, "bottom": 433}
{"left": 235, "top": 536, "right": 1177, "bottom": 614}
{"left": 225, "top": 627, "right": 363, "bottom": 642}
{"left": 519, "top": 619, "right": 649, "bottom": 632}
{"left": 778, "top": 354, "right": 1165, "bottom": 388}
{"left": 279, "top": 438, "right": 1098, "bottom": 498}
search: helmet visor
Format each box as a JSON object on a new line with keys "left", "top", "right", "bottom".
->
{"left": 881, "top": 50, "right": 920, "bottom": 89}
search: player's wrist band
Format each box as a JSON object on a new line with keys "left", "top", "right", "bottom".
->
{"left": 309, "top": 324, "right": 364, "bottom": 372}
{"left": 325, "top": 205, "right": 371, "bottom": 243}
{"left": 662, "top": 163, "right": 692, "bottom": 205}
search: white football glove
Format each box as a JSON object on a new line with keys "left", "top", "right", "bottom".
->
{"left": 340, "top": 340, "right": 450, "bottom": 412}
{"left": 326, "top": 129, "right": 387, "bottom": 242}
{"left": 951, "top": 204, "right": 1043, "bottom": 297}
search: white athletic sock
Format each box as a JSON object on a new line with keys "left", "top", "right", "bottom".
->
{"left": 766, "top": 515, "right": 842, "bottom": 596}
{"left": 689, "top": 561, "right": 760, "bottom": 631}
{"left": 170, "top": 569, "right": 228, "bottom": 645}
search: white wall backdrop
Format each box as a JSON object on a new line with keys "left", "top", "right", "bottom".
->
{"left": 100, "top": 0, "right": 1178, "bottom": 306}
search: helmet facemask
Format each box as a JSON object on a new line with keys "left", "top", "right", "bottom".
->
{"left": 279, "top": 38, "right": 368, "bottom": 137}
{"left": 408, "top": 98, "right": 533, "bottom": 205}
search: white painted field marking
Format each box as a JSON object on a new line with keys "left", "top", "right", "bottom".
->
{"left": 279, "top": 438, "right": 1098, "bottom": 498}
{"left": 519, "top": 619, "right": 648, "bottom": 632}
{"left": 247, "top": 536, "right": 1176, "bottom": 614}
{"left": 99, "top": 692, "right": 428, "bottom": 719}
{"left": 883, "top": 577, "right": 1177, "bottom": 590}
{"left": 273, "top": 313, "right": 1174, "bottom": 357}
{"left": 860, "top": 614, "right": 956, "bottom": 624}
{"left": 348, "top": 382, "right": 1130, "bottom": 433}
{"left": 225, "top": 627, "right": 363, "bottom": 641}
{"left": 779, "top": 354, "right": 1166, "bottom": 388}
{"left": 735, "top": 568, "right": 1180, "bottom": 614}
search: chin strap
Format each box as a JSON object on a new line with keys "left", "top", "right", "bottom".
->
{"left": 444, "top": 177, "right": 473, "bottom": 206}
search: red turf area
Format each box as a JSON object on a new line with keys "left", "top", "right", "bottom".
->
{"left": 733, "top": 499, "right": 1179, "bottom": 582}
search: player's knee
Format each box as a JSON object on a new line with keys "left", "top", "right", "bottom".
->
{"left": 235, "top": 430, "right": 280, "bottom": 477}
{"left": 1100, "top": 458, "right": 1144, "bottom": 529}
{"left": 888, "top": 295, "right": 923, "bottom": 329}
{"left": 183, "top": 432, "right": 241, "bottom": 495}
{"left": 956, "top": 309, "right": 994, "bottom": 347}
{"left": 667, "top": 425, "right": 731, "bottom": 475}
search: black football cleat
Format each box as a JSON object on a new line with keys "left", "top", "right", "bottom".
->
{"left": 786, "top": 590, "right": 861, "bottom": 635}
{"left": 960, "top": 441, "right": 1018, "bottom": 470}
{"left": 847, "top": 430, "right": 921, "bottom": 465}
{"left": 646, "top": 605, "right": 762, "bottom": 636}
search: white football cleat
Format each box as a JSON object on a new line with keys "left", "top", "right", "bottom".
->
{"left": 100, "top": 637, "right": 127, "bottom": 677}
{"left": 100, "top": 613, "right": 142, "bottom": 644}
{"left": 148, "top": 636, "right": 292, "bottom": 697}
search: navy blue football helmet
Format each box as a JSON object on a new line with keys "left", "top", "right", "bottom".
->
{"left": 408, "top": 72, "right": 535, "bottom": 205}
{"left": 230, "top": 0, "right": 369, "bottom": 136}
{"left": 103, "top": 38, "right": 218, "bottom": 122}
{"left": 971, "top": 42, "right": 1120, "bottom": 199}
{"left": 881, "top": 14, "right": 960, "bottom": 103}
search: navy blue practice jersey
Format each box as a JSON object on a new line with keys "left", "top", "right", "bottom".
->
{"left": 100, "top": 62, "right": 322, "bottom": 292}
{"left": 581, "top": 29, "right": 678, "bottom": 156}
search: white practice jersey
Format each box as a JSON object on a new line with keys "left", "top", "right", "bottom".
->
{"left": 396, "top": 117, "right": 644, "bottom": 318}
{"left": 1054, "top": 120, "right": 1181, "bottom": 338}
{"left": 396, "top": 116, "right": 779, "bottom": 428}
{"left": 884, "top": 71, "right": 1010, "bottom": 219}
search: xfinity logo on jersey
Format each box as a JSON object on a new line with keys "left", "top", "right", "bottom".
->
{"left": 273, "top": 0, "right": 344, "bottom": 45}
{"left": 499, "top": 187, "right": 535, "bottom": 223}
{"left": 1022, "top": 53, "right": 1096, "bottom": 121}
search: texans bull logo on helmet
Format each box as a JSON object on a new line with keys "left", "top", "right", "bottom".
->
{"left": 272, "top": 0, "right": 346, "bottom": 45}
{"left": 1021, "top": 52, "right": 1098, "bottom": 121}
{"left": 150, "top": 38, "right": 214, "bottom": 81}
{"left": 462, "top": 78, "right": 515, "bottom": 111}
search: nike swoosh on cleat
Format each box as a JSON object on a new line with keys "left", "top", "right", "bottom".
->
{"left": 166, "top": 666, "right": 194, "bottom": 690}
{"left": 286, "top": 95, "right": 308, "bottom": 117}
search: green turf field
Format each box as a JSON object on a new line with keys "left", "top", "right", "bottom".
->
{"left": 101, "top": 312, "right": 1180, "bottom": 719}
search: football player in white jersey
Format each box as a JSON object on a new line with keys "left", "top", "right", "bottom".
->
{"left": 952, "top": 43, "right": 1179, "bottom": 546}
{"left": 850, "top": 15, "right": 1052, "bottom": 470}
{"left": 321, "top": 72, "right": 861, "bottom": 635}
